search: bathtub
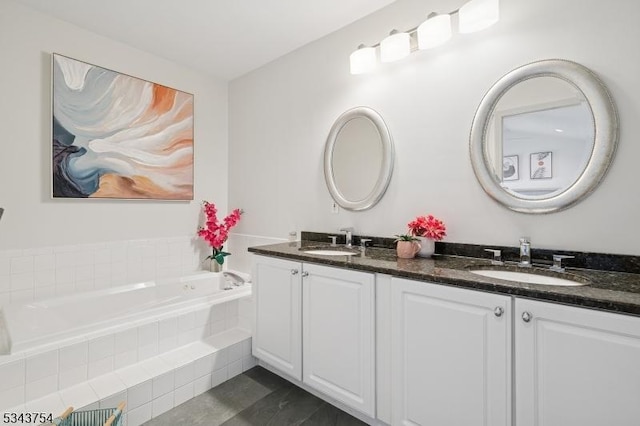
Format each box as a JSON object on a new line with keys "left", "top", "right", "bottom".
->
{"left": 0, "top": 271, "right": 251, "bottom": 355}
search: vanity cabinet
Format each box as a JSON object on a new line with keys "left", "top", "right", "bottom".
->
{"left": 515, "top": 298, "right": 640, "bottom": 426}
{"left": 390, "top": 277, "right": 512, "bottom": 426}
{"left": 252, "top": 256, "right": 302, "bottom": 380}
{"left": 253, "top": 252, "right": 640, "bottom": 426}
{"left": 252, "top": 255, "right": 375, "bottom": 416}
{"left": 302, "top": 263, "right": 375, "bottom": 417}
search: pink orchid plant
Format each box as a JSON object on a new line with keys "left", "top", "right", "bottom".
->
{"left": 407, "top": 214, "right": 447, "bottom": 241}
{"left": 197, "top": 201, "right": 243, "bottom": 266}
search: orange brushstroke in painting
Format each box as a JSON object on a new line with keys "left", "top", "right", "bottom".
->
{"left": 136, "top": 85, "right": 178, "bottom": 124}
{"left": 161, "top": 137, "right": 193, "bottom": 154}
{"left": 91, "top": 174, "right": 192, "bottom": 200}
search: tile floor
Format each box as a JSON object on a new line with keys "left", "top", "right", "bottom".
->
{"left": 144, "top": 366, "right": 367, "bottom": 425}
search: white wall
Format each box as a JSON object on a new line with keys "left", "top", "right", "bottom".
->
{"left": 0, "top": 0, "right": 229, "bottom": 250}
{"left": 228, "top": 0, "right": 640, "bottom": 265}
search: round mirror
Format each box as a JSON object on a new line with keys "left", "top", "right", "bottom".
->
{"left": 324, "top": 107, "right": 394, "bottom": 211}
{"left": 470, "top": 60, "right": 618, "bottom": 213}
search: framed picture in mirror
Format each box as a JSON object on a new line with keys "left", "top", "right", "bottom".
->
{"left": 530, "top": 152, "right": 553, "bottom": 179}
{"left": 502, "top": 155, "right": 519, "bottom": 181}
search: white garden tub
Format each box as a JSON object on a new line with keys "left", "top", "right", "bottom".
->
{"left": 0, "top": 271, "right": 251, "bottom": 355}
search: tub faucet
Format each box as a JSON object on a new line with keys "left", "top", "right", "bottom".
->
{"left": 339, "top": 227, "right": 354, "bottom": 247}
{"left": 519, "top": 237, "right": 531, "bottom": 267}
{"left": 223, "top": 271, "right": 247, "bottom": 286}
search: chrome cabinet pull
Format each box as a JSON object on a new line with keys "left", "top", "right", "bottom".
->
{"left": 291, "top": 269, "right": 299, "bottom": 275}
{"left": 522, "top": 311, "right": 533, "bottom": 322}
{"left": 301, "top": 271, "right": 309, "bottom": 277}
{"left": 494, "top": 306, "right": 504, "bottom": 317}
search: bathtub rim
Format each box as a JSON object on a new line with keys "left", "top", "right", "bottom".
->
{"left": 0, "top": 272, "right": 251, "bottom": 359}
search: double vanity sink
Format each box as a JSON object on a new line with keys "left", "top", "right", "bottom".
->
{"left": 300, "top": 245, "right": 588, "bottom": 287}
{"left": 248, "top": 238, "right": 640, "bottom": 316}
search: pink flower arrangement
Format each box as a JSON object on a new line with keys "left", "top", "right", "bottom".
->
{"left": 407, "top": 214, "right": 447, "bottom": 241}
{"left": 197, "top": 201, "right": 243, "bottom": 265}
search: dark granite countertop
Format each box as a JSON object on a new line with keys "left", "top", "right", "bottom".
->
{"left": 248, "top": 241, "right": 640, "bottom": 317}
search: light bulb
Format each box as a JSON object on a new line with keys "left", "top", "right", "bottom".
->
{"left": 349, "top": 45, "right": 376, "bottom": 74}
{"left": 380, "top": 30, "right": 410, "bottom": 62}
{"left": 417, "top": 14, "right": 452, "bottom": 49}
{"left": 459, "top": 0, "right": 499, "bottom": 34}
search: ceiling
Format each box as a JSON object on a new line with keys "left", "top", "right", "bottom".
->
{"left": 15, "top": 0, "right": 396, "bottom": 80}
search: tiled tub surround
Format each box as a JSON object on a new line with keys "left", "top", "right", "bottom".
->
{"left": 249, "top": 240, "right": 640, "bottom": 316}
{"left": 0, "top": 292, "right": 254, "bottom": 424}
{"left": 0, "top": 236, "right": 209, "bottom": 308}
{"left": 1, "top": 329, "right": 255, "bottom": 426}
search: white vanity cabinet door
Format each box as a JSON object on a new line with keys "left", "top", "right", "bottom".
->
{"left": 252, "top": 255, "right": 302, "bottom": 380}
{"left": 515, "top": 298, "right": 640, "bottom": 426}
{"left": 391, "top": 278, "right": 512, "bottom": 426}
{"left": 302, "top": 263, "right": 375, "bottom": 417}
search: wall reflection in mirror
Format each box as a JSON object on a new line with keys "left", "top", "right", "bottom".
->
{"left": 486, "top": 77, "right": 595, "bottom": 199}
{"left": 332, "top": 116, "right": 383, "bottom": 202}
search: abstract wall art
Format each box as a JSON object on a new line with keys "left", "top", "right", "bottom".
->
{"left": 52, "top": 54, "right": 194, "bottom": 200}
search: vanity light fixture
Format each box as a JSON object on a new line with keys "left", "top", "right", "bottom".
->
{"left": 459, "top": 0, "right": 500, "bottom": 34}
{"left": 380, "top": 30, "right": 411, "bottom": 62}
{"left": 350, "top": 44, "right": 377, "bottom": 74}
{"left": 417, "top": 13, "right": 452, "bottom": 50}
{"left": 349, "top": 0, "right": 499, "bottom": 74}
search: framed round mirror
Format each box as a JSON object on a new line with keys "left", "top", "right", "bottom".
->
{"left": 470, "top": 59, "right": 618, "bottom": 213}
{"left": 324, "top": 107, "right": 394, "bottom": 211}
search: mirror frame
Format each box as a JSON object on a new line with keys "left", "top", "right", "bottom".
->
{"left": 324, "top": 106, "right": 394, "bottom": 211}
{"left": 470, "top": 59, "right": 618, "bottom": 214}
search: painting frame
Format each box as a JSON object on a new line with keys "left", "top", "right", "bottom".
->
{"left": 502, "top": 155, "right": 519, "bottom": 181}
{"left": 530, "top": 151, "right": 553, "bottom": 180}
{"left": 51, "top": 53, "right": 195, "bottom": 201}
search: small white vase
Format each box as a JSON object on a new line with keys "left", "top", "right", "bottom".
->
{"left": 209, "top": 259, "right": 222, "bottom": 272}
{"left": 416, "top": 237, "right": 435, "bottom": 258}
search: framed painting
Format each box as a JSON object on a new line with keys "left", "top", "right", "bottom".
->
{"left": 530, "top": 151, "right": 552, "bottom": 179}
{"left": 502, "top": 155, "right": 519, "bottom": 181}
{"left": 52, "top": 54, "right": 194, "bottom": 200}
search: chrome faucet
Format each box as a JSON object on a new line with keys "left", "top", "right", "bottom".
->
{"left": 223, "top": 271, "right": 247, "bottom": 286}
{"left": 339, "top": 227, "right": 354, "bottom": 247}
{"left": 484, "top": 248, "right": 503, "bottom": 265}
{"left": 359, "top": 238, "right": 372, "bottom": 256}
{"left": 519, "top": 237, "right": 531, "bottom": 267}
{"left": 550, "top": 254, "right": 574, "bottom": 272}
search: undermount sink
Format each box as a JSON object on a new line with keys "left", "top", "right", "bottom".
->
{"left": 303, "top": 249, "right": 359, "bottom": 256}
{"left": 469, "top": 268, "right": 588, "bottom": 286}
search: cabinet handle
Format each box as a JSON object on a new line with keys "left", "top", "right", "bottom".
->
{"left": 301, "top": 271, "right": 309, "bottom": 277}
{"left": 494, "top": 306, "right": 504, "bottom": 317}
{"left": 522, "top": 311, "right": 533, "bottom": 322}
{"left": 291, "top": 269, "right": 299, "bottom": 275}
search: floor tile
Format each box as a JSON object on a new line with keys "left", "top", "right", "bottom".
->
{"left": 302, "top": 402, "right": 368, "bottom": 426}
{"left": 243, "top": 366, "right": 292, "bottom": 392}
{"left": 143, "top": 367, "right": 365, "bottom": 426}
{"left": 222, "top": 385, "right": 323, "bottom": 426}
{"left": 144, "top": 369, "right": 272, "bottom": 425}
